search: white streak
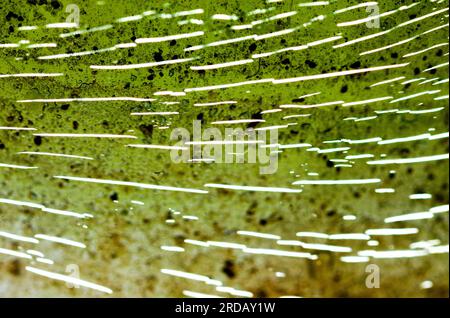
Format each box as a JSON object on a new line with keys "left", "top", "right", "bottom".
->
{"left": 191, "top": 59, "right": 253, "bottom": 70}
{"left": 90, "top": 57, "right": 196, "bottom": 70}
{"left": 53, "top": 175, "right": 208, "bottom": 194}
{"left": 17, "top": 152, "right": 93, "bottom": 160}
{"left": 367, "top": 154, "right": 449, "bottom": 165}
{"left": 0, "top": 163, "right": 38, "bottom": 169}
{"left": 26, "top": 266, "right": 112, "bottom": 294}
{"left": 0, "top": 247, "right": 32, "bottom": 259}
{"left": 34, "top": 234, "right": 86, "bottom": 248}
{"left": 135, "top": 31, "right": 204, "bottom": 44}
{"left": 18, "top": 97, "right": 156, "bottom": 103}
{"left": 204, "top": 183, "right": 302, "bottom": 193}
{"left": 237, "top": 231, "right": 281, "bottom": 240}
{"left": 33, "top": 133, "right": 137, "bottom": 139}
{"left": 274, "top": 63, "right": 408, "bottom": 84}
{"left": 293, "top": 179, "right": 380, "bottom": 185}
{"left": 365, "top": 228, "right": 418, "bottom": 235}
{"left": 127, "top": 144, "right": 188, "bottom": 150}
{"left": 243, "top": 247, "right": 317, "bottom": 259}
{"left": 0, "top": 231, "right": 39, "bottom": 244}
{"left": 0, "top": 73, "right": 63, "bottom": 78}
{"left": 194, "top": 101, "right": 237, "bottom": 107}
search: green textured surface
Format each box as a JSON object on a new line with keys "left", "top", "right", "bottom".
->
{"left": 0, "top": 0, "right": 448, "bottom": 297}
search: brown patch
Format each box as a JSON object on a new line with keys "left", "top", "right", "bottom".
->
{"left": 7, "top": 259, "right": 21, "bottom": 276}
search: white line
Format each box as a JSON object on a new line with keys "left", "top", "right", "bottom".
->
{"left": 0, "top": 231, "right": 39, "bottom": 244}
{"left": 194, "top": 101, "right": 237, "bottom": 106}
{"left": 34, "top": 234, "right": 86, "bottom": 248}
{"left": 0, "top": 163, "right": 38, "bottom": 169}
{"left": 183, "top": 290, "right": 222, "bottom": 298}
{"left": 367, "top": 154, "right": 449, "bottom": 165}
{"left": 0, "top": 73, "right": 63, "bottom": 78}
{"left": 33, "top": 133, "right": 137, "bottom": 139}
{"left": 293, "top": 179, "right": 381, "bottom": 185}
{"left": 334, "top": 2, "right": 378, "bottom": 14}
{"left": 237, "top": 231, "right": 281, "bottom": 240}
{"left": 205, "top": 183, "right": 302, "bottom": 193}
{"left": 190, "top": 59, "right": 253, "bottom": 70}
{"left": 0, "top": 247, "right": 32, "bottom": 259}
{"left": 0, "top": 126, "right": 36, "bottom": 131}
{"left": 46, "top": 22, "right": 78, "bottom": 28}
{"left": 370, "top": 77, "right": 405, "bottom": 87}
{"left": 127, "top": 144, "right": 188, "bottom": 150}
{"left": 130, "top": 112, "right": 179, "bottom": 116}
{"left": 17, "top": 152, "right": 93, "bottom": 160}
{"left": 273, "top": 63, "right": 409, "bottom": 84}
{"left": 90, "top": 57, "right": 196, "bottom": 70}
{"left": 365, "top": 228, "right": 418, "bottom": 235}
{"left": 54, "top": 175, "right": 208, "bottom": 194}
{"left": 26, "top": 266, "right": 113, "bottom": 294}
{"left": 343, "top": 96, "right": 393, "bottom": 106}
{"left": 17, "top": 97, "right": 156, "bottom": 103}
{"left": 135, "top": 31, "right": 204, "bottom": 44}
{"left": 243, "top": 247, "right": 317, "bottom": 259}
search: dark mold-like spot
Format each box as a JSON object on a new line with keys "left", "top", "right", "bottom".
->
{"left": 222, "top": 260, "right": 235, "bottom": 278}
{"left": 33, "top": 136, "right": 42, "bottom": 146}
{"left": 139, "top": 124, "right": 154, "bottom": 139}
{"left": 350, "top": 61, "right": 361, "bottom": 68}
{"left": 153, "top": 51, "right": 163, "bottom": 62}
{"left": 247, "top": 112, "right": 263, "bottom": 129}
{"left": 7, "top": 259, "right": 21, "bottom": 276}
{"left": 50, "top": 0, "right": 61, "bottom": 9}
{"left": 6, "top": 12, "right": 19, "bottom": 21}
{"left": 305, "top": 60, "right": 317, "bottom": 68}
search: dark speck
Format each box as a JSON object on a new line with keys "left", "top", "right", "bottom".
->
{"left": 153, "top": 51, "right": 163, "bottom": 62}
{"left": 33, "top": 136, "right": 42, "bottom": 146}
{"left": 350, "top": 61, "right": 361, "bottom": 68}
{"left": 305, "top": 60, "right": 317, "bottom": 68}
{"left": 50, "top": 1, "right": 61, "bottom": 9}
{"left": 222, "top": 260, "right": 235, "bottom": 278}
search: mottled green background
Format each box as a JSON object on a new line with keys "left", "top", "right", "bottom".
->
{"left": 0, "top": 0, "right": 448, "bottom": 297}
